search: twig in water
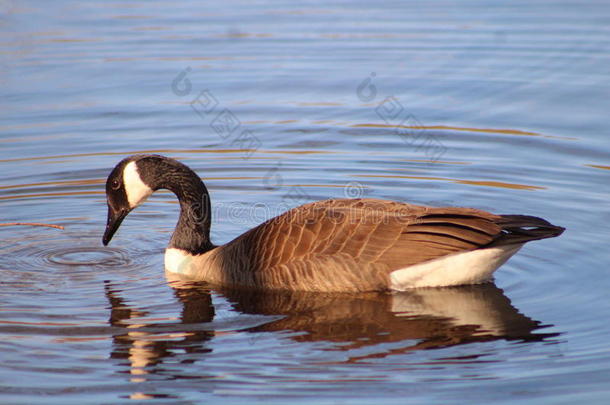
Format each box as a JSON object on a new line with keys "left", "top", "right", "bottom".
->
{"left": 0, "top": 222, "right": 65, "bottom": 230}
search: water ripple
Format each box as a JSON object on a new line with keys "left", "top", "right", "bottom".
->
{"left": 44, "top": 246, "right": 131, "bottom": 268}
{"left": 0, "top": 231, "right": 157, "bottom": 293}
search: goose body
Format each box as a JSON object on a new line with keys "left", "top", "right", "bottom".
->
{"left": 103, "top": 154, "right": 564, "bottom": 292}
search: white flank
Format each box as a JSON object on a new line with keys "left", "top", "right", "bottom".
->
{"left": 123, "top": 161, "right": 153, "bottom": 209}
{"left": 165, "top": 248, "right": 194, "bottom": 275}
{"left": 389, "top": 244, "right": 523, "bottom": 290}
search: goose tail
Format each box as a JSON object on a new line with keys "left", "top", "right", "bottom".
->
{"left": 491, "top": 215, "right": 565, "bottom": 246}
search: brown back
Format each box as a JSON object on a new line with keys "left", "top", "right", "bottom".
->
{"left": 215, "top": 198, "right": 520, "bottom": 291}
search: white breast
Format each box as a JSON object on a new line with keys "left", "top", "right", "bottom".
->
{"left": 164, "top": 247, "right": 194, "bottom": 275}
{"left": 389, "top": 244, "right": 523, "bottom": 290}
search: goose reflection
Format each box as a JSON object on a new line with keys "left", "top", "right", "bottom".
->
{"left": 105, "top": 281, "right": 215, "bottom": 383}
{"left": 105, "top": 280, "right": 558, "bottom": 379}
{"left": 219, "top": 283, "right": 558, "bottom": 362}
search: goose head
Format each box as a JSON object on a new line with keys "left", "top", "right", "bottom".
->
{"left": 103, "top": 155, "right": 154, "bottom": 246}
{"left": 102, "top": 154, "right": 214, "bottom": 254}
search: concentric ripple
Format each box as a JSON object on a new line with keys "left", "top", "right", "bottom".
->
{"left": 44, "top": 246, "right": 130, "bottom": 268}
{"left": 0, "top": 235, "right": 135, "bottom": 272}
{"left": 0, "top": 228, "right": 162, "bottom": 293}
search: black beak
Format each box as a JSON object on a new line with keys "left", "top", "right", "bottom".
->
{"left": 103, "top": 206, "right": 128, "bottom": 246}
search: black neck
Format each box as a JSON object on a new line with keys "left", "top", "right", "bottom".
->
{"left": 138, "top": 155, "right": 215, "bottom": 255}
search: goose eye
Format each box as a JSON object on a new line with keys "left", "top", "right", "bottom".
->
{"left": 111, "top": 179, "right": 121, "bottom": 190}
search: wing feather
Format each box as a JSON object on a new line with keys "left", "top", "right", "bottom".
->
{"left": 215, "top": 198, "right": 561, "bottom": 291}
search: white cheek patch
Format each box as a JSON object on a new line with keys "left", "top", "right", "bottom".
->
{"left": 123, "top": 161, "right": 153, "bottom": 209}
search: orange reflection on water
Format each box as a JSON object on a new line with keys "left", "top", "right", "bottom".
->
{"left": 351, "top": 123, "right": 576, "bottom": 140}
{"left": 356, "top": 174, "right": 545, "bottom": 190}
{"left": 0, "top": 148, "right": 332, "bottom": 163}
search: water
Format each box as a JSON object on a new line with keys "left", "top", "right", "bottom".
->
{"left": 1, "top": 0, "right": 609, "bottom": 403}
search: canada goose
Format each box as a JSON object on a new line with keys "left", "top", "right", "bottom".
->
{"left": 102, "top": 154, "right": 564, "bottom": 292}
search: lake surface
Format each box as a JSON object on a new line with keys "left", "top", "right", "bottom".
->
{"left": 1, "top": 0, "right": 609, "bottom": 403}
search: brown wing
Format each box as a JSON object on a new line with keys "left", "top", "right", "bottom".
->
{"left": 218, "top": 198, "right": 562, "bottom": 292}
